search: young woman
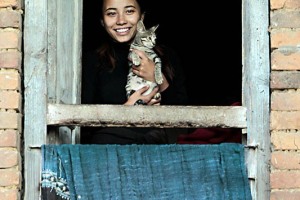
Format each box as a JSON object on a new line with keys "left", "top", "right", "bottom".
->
{"left": 81, "top": 0, "right": 189, "bottom": 144}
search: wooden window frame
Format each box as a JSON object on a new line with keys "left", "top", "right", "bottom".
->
{"left": 23, "top": 0, "right": 270, "bottom": 199}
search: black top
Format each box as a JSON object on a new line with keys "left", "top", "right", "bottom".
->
{"left": 81, "top": 41, "right": 189, "bottom": 144}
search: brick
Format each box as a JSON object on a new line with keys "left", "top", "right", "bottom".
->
{"left": 271, "top": 71, "right": 300, "bottom": 89}
{"left": 271, "top": 10, "right": 300, "bottom": 28}
{"left": 285, "top": 0, "right": 300, "bottom": 9}
{"left": 271, "top": 111, "right": 300, "bottom": 130}
{"left": 0, "top": 130, "right": 18, "bottom": 147}
{"left": 0, "top": 51, "right": 21, "bottom": 69}
{"left": 0, "top": 149, "right": 18, "bottom": 168}
{"left": 271, "top": 0, "right": 286, "bottom": 9}
{"left": 0, "top": 189, "right": 18, "bottom": 200}
{"left": 271, "top": 151, "right": 300, "bottom": 169}
{"left": 271, "top": 91, "right": 300, "bottom": 110}
{"left": 271, "top": 171, "right": 300, "bottom": 189}
{"left": 271, "top": 30, "right": 300, "bottom": 48}
{"left": 0, "top": 0, "right": 20, "bottom": 9}
{"left": 0, "top": 91, "right": 20, "bottom": 109}
{"left": 0, "top": 70, "right": 20, "bottom": 90}
{"left": 0, "top": 112, "right": 21, "bottom": 129}
{"left": 271, "top": 190, "right": 300, "bottom": 200}
{"left": 270, "top": 0, "right": 300, "bottom": 9}
{"left": 0, "top": 168, "right": 20, "bottom": 186}
{"left": 0, "top": 10, "right": 22, "bottom": 28}
{"left": 0, "top": 31, "right": 21, "bottom": 50}
{"left": 271, "top": 49, "right": 300, "bottom": 70}
{"left": 271, "top": 131, "right": 300, "bottom": 150}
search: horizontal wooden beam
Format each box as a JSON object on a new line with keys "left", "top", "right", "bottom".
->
{"left": 47, "top": 104, "right": 247, "bottom": 128}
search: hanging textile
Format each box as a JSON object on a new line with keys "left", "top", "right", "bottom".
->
{"left": 41, "top": 143, "right": 252, "bottom": 200}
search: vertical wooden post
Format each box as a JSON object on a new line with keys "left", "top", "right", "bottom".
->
{"left": 24, "top": 0, "right": 48, "bottom": 199}
{"left": 242, "top": 0, "right": 270, "bottom": 199}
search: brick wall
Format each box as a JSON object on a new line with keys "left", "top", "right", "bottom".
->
{"left": 0, "top": 0, "right": 22, "bottom": 199}
{"left": 270, "top": 0, "right": 300, "bottom": 199}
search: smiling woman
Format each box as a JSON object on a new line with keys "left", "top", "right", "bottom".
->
{"left": 83, "top": 1, "right": 242, "bottom": 106}
{"left": 101, "top": 0, "right": 143, "bottom": 43}
{"left": 80, "top": 0, "right": 190, "bottom": 145}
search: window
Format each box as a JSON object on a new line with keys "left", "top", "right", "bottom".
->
{"left": 83, "top": 1, "right": 242, "bottom": 106}
{"left": 24, "top": 0, "right": 270, "bottom": 199}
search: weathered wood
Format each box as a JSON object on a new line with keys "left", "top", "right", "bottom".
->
{"left": 24, "top": 0, "right": 48, "bottom": 199}
{"left": 56, "top": 0, "right": 82, "bottom": 105}
{"left": 47, "top": 104, "right": 247, "bottom": 128}
{"left": 47, "top": 0, "right": 57, "bottom": 103}
{"left": 47, "top": 0, "right": 83, "bottom": 144}
{"left": 24, "top": 0, "right": 83, "bottom": 199}
{"left": 243, "top": 0, "right": 270, "bottom": 199}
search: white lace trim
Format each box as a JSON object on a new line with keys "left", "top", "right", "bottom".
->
{"left": 41, "top": 169, "right": 70, "bottom": 200}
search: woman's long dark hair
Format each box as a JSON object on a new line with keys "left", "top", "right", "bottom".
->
{"left": 97, "top": 0, "right": 175, "bottom": 81}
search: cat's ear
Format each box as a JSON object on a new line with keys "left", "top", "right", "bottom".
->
{"left": 140, "top": 13, "right": 145, "bottom": 21}
{"left": 137, "top": 20, "right": 146, "bottom": 32}
{"left": 150, "top": 24, "right": 159, "bottom": 32}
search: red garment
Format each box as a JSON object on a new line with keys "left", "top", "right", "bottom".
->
{"left": 177, "top": 102, "right": 242, "bottom": 144}
{"left": 177, "top": 127, "right": 242, "bottom": 144}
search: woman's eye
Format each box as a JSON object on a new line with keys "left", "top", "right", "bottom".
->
{"left": 106, "top": 12, "right": 116, "bottom": 16}
{"left": 126, "top": 9, "right": 135, "bottom": 14}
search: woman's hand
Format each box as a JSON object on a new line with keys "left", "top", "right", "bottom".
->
{"left": 130, "top": 49, "right": 156, "bottom": 83}
{"left": 129, "top": 49, "right": 170, "bottom": 92}
{"left": 124, "top": 85, "right": 161, "bottom": 106}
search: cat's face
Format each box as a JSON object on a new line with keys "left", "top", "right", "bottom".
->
{"left": 101, "top": 0, "right": 144, "bottom": 43}
{"left": 134, "top": 20, "right": 159, "bottom": 48}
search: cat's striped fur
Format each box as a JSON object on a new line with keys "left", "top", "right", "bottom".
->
{"left": 125, "top": 20, "right": 163, "bottom": 104}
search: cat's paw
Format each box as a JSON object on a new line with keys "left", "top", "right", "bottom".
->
{"left": 131, "top": 53, "right": 141, "bottom": 66}
{"left": 154, "top": 67, "right": 163, "bottom": 85}
{"left": 154, "top": 92, "right": 161, "bottom": 100}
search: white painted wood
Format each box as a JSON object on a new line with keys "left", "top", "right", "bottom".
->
{"left": 24, "top": 0, "right": 48, "bottom": 199}
{"left": 56, "top": 0, "right": 82, "bottom": 105}
{"left": 47, "top": 0, "right": 83, "bottom": 144}
{"left": 47, "top": 0, "right": 57, "bottom": 103}
{"left": 46, "top": 0, "right": 61, "bottom": 145}
{"left": 242, "top": 0, "right": 270, "bottom": 199}
{"left": 47, "top": 104, "right": 247, "bottom": 128}
{"left": 24, "top": 0, "right": 83, "bottom": 199}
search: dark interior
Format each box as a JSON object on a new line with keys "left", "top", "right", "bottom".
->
{"left": 82, "top": 1, "right": 242, "bottom": 106}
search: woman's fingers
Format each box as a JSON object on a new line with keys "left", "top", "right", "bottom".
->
{"left": 138, "top": 85, "right": 150, "bottom": 94}
{"left": 138, "top": 86, "right": 159, "bottom": 104}
{"left": 131, "top": 49, "right": 147, "bottom": 60}
{"left": 130, "top": 49, "right": 156, "bottom": 82}
{"left": 125, "top": 85, "right": 160, "bottom": 106}
{"left": 149, "top": 97, "right": 161, "bottom": 105}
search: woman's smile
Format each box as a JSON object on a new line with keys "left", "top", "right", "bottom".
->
{"left": 102, "top": 0, "right": 142, "bottom": 43}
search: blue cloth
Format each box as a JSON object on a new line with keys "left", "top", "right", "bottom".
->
{"left": 41, "top": 144, "right": 252, "bottom": 200}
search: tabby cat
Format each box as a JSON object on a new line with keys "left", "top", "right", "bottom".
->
{"left": 125, "top": 20, "right": 163, "bottom": 104}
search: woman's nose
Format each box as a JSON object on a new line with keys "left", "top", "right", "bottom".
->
{"left": 116, "top": 14, "right": 127, "bottom": 25}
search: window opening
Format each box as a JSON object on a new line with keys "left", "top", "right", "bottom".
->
{"left": 81, "top": 1, "right": 243, "bottom": 144}
{"left": 83, "top": 1, "right": 242, "bottom": 106}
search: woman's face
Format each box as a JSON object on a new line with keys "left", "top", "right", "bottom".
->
{"left": 102, "top": 0, "right": 143, "bottom": 43}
